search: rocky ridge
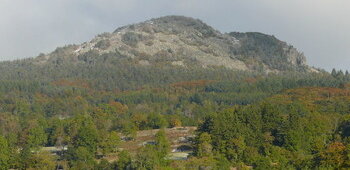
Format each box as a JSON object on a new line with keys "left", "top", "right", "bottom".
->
{"left": 33, "top": 16, "right": 315, "bottom": 73}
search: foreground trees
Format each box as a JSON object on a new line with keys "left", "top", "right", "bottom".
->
{"left": 195, "top": 93, "right": 350, "bottom": 169}
{"left": 0, "top": 136, "right": 10, "bottom": 170}
{"left": 0, "top": 70, "right": 350, "bottom": 169}
{"left": 134, "top": 129, "right": 170, "bottom": 169}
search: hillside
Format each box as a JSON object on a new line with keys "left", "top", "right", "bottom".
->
{"left": 0, "top": 16, "right": 317, "bottom": 90}
{"left": 2, "top": 16, "right": 350, "bottom": 170}
{"left": 33, "top": 16, "right": 311, "bottom": 71}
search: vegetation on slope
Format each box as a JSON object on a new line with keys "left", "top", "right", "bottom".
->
{"left": 0, "top": 69, "right": 349, "bottom": 169}
{"left": 1, "top": 16, "right": 349, "bottom": 169}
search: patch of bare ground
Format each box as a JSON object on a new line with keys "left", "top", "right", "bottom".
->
{"left": 121, "top": 126, "right": 196, "bottom": 153}
{"left": 103, "top": 126, "right": 196, "bottom": 162}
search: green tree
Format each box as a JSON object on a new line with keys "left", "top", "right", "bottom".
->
{"left": 331, "top": 68, "right": 337, "bottom": 77}
{"left": 27, "top": 152, "right": 56, "bottom": 170}
{"left": 122, "top": 121, "right": 138, "bottom": 140}
{"left": 195, "top": 132, "right": 213, "bottom": 157}
{"left": 27, "top": 125, "right": 48, "bottom": 149}
{"left": 48, "top": 119, "right": 67, "bottom": 148}
{"left": 116, "top": 150, "right": 132, "bottom": 170}
{"left": 0, "top": 135, "right": 10, "bottom": 170}
{"left": 95, "top": 159, "right": 112, "bottom": 170}
{"left": 155, "top": 129, "right": 170, "bottom": 158}
{"left": 70, "top": 147, "right": 96, "bottom": 169}
{"left": 19, "top": 146, "right": 32, "bottom": 169}
{"left": 226, "top": 136, "right": 246, "bottom": 163}
{"left": 73, "top": 115, "right": 99, "bottom": 154}
{"left": 134, "top": 145, "right": 160, "bottom": 170}
{"left": 99, "top": 131, "right": 120, "bottom": 155}
{"left": 147, "top": 113, "right": 168, "bottom": 129}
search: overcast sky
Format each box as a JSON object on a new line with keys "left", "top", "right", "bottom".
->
{"left": 0, "top": 0, "right": 349, "bottom": 71}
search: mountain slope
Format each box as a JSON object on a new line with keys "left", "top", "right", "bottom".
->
{"left": 31, "top": 16, "right": 312, "bottom": 71}
{"left": 0, "top": 16, "right": 317, "bottom": 90}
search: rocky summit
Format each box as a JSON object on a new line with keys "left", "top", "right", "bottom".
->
{"left": 0, "top": 16, "right": 320, "bottom": 91}
{"left": 33, "top": 16, "right": 315, "bottom": 73}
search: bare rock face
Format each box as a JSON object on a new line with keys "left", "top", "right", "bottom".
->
{"left": 228, "top": 32, "right": 312, "bottom": 72}
{"left": 285, "top": 47, "right": 307, "bottom": 66}
{"left": 34, "top": 15, "right": 314, "bottom": 73}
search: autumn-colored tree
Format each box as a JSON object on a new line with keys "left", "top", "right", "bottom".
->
{"left": 109, "top": 101, "right": 128, "bottom": 115}
{"left": 319, "top": 142, "right": 347, "bottom": 168}
{"left": 131, "top": 113, "right": 148, "bottom": 130}
{"left": 168, "top": 115, "right": 182, "bottom": 128}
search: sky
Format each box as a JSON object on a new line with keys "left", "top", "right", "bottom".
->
{"left": 0, "top": 0, "right": 349, "bottom": 71}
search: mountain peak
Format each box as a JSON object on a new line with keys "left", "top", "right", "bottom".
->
{"left": 113, "top": 15, "right": 219, "bottom": 38}
{"left": 30, "top": 15, "right": 315, "bottom": 73}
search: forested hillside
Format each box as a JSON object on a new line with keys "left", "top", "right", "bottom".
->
{"left": 0, "top": 16, "right": 350, "bottom": 169}
{"left": 0, "top": 16, "right": 317, "bottom": 90}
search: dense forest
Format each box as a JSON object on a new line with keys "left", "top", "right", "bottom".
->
{"left": 1, "top": 68, "right": 350, "bottom": 169}
{"left": 1, "top": 16, "right": 350, "bottom": 169}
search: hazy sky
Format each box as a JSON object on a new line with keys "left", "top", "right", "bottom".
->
{"left": 0, "top": 0, "right": 349, "bottom": 71}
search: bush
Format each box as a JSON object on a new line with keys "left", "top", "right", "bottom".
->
{"left": 122, "top": 32, "right": 143, "bottom": 47}
{"left": 94, "top": 40, "right": 111, "bottom": 50}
